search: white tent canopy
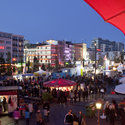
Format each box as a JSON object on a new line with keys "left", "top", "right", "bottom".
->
{"left": 117, "top": 64, "right": 125, "bottom": 72}
{"left": 34, "top": 70, "right": 50, "bottom": 76}
{"left": 119, "top": 77, "right": 125, "bottom": 84}
{"left": 115, "top": 83, "right": 125, "bottom": 94}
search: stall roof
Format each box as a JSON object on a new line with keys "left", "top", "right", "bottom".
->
{"left": 0, "top": 86, "right": 18, "bottom": 91}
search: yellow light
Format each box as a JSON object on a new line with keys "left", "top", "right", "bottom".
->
{"left": 113, "top": 67, "right": 116, "bottom": 71}
{"left": 96, "top": 102, "right": 102, "bottom": 110}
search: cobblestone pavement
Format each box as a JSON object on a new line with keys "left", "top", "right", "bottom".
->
{"left": 0, "top": 101, "right": 121, "bottom": 125}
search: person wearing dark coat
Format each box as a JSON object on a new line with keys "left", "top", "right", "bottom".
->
{"left": 64, "top": 111, "right": 73, "bottom": 125}
{"left": 109, "top": 104, "right": 116, "bottom": 125}
{"left": 121, "top": 107, "right": 125, "bottom": 125}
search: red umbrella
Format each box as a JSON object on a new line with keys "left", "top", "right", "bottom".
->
{"left": 84, "top": 0, "right": 125, "bottom": 34}
{"left": 43, "top": 78, "right": 78, "bottom": 87}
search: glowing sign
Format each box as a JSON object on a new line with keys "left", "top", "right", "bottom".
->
{"left": 12, "top": 58, "right": 17, "bottom": 61}
{"left": 46, "top": 40, "right": 58, "bottom": 45}
{"left": 0, "top": 46, "right": 4, "bottom": 49}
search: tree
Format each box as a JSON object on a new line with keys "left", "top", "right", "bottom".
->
{"left": 6, "top": 52, "right": 12, "bottom": 76}
{"left": 55, "top": 46, "right": 60, "bottom": 70}
{"left": 47, "top": 63, "right": 51, "bottom": 71}
{"left": 0, "top": 55, "right": 6, "bottom": 76}
{"left": 20, "top": 56, "right": 24, "bottom": 73}
{"left": 73, "top": 57, "right": 77, "bottom": 66}
{"left": 41, "top": 63, "right": 46, "bottom": 71}
{"left": 33, "top": 56, "right": 39, "bottom": 72}
{"left": 120, "top": 52, "right": 124, "bottom": 64}
{"left": 114, "top": 57, "right": 121, "bottom": 63}
{"left": 98, "top": 56, "right": 104, "bottom": 66}
{"left": 26, "top": 59, "right": 30, "bottom": 73}
{"left": 55, "top": 55, "right": 59, "bottom": 70}
{"left": 82, "top": 58, "right": 85, "bottom": 67}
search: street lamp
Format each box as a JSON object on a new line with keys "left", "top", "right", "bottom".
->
{"left": 122, "top": 49, "right": 124, "bottom": 64}
{"left": 94, "top": 41, "right": 97, "bottom": 80}
{"left": 96, "top": 102, "right": 102, "bottom": 125}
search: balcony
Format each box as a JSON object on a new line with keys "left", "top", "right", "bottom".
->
{"left": 19, "top": 50, "right": 24, "bottom": 52}
{"left": 13, "top": 44, "right": 18, "bottom": 46}
{"left": 19, "top": 45, "right": 23, "bottom": 47}
{"left": 13, "top": 50, "right": 18, "bottom": 52}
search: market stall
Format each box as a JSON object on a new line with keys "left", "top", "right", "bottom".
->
{"left": 43, "top": 78, "right": 78, "bottom": 91}
{"left": 119, "top": 77, "right": 125, "bottom": 84}
{"left": 13, "top": 73, "right": 33, "bottom": 80}
{"left": 115, "top": 83, "right": 125, "bottom": 94}
{"left": 34, "top": 70, "right": 50, "bottom": 77}
{"left": 0, "top": 86, "right": 18, "bottom": 114}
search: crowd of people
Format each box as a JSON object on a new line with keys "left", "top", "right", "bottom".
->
{"left": 13, "top": 101, "right": 50, "bottom": 125}
{"left": 63, "top": 98, "right": 125, "bottom": 125}
{"left": 0, "top": 73, "right": 124, "bottom": 125}
{"left": 64, "top": 109, "right": 86, "bottom": 125}
{"left": 0, "top": 74, "right": 120, "bottom": 100}
{"left": 103, "top": 99, "right": 125, "bottom": 125}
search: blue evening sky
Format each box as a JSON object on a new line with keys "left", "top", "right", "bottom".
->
{"left": 0, "top": 0, "right": 124, "bottom": 47}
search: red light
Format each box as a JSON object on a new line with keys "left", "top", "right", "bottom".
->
{"left": 97, "top": 49, "right": 101, "bottom": 51}
{"left": 12, "top": 58, "right": 17, "bottom": 61}
{"left": 0, "top": 46, "right": 4, "bottom": 49}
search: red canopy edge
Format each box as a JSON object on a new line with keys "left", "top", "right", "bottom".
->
{"left": 84, "top": 0, "right": 125, "bottom": 35}
{"left": 43, "top": 78, "right": 78, "bottom": 87}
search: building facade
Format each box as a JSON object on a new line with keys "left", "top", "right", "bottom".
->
{"left": 24, "top": 40, "right": 76, "bottom": 70}
{"left": 91, "top": 38, "right": 124, "bottom": 52}
{"left": 74, "top": 43, "right": 87, "bottom": 61}
{"left": 0, "top": 32, "right": 24, "bottom": 63}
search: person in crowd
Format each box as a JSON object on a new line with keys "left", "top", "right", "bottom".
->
{"left": 70, "top": 90, "right": 74, "bottom": 103}
{"left": 121, "top": 106, "right": 125, "bottom": 125}
{"left": 64, "top": 90, "right": 68, "bottom": 105}
{"left": 84, "top": 87, "right": 88, "bottom": 101}
{"left": 78, "top": 111, "right": 83, "bottom": 125}
{"left": 78, "top": 89, "right": 82, "bottom": 102}
{"left": 3, "top": 97, "right": 7, "bottom": 112}
{"left": 13, "top": 108, "right": 20, "bottom": 125}
{"left": 64, "top": 110, "right": 73, "bottom": 125}
{"left": 33, "top": 102, "right": 38, "bottom": 113}
{"left": 103, "top": 101, "right": 110, "bottom": 122}
{"left": 28, "top": 102, "right": 33, "bottom": 117}
{"left": 36, "top": 109, "right": 43, "bottom": 125}
{"left": 82, "top": 90, "right": 85, "bottom": 102}
{"left": 57, "top": 89, "right": 60, "bottom": 103}
{"left": 109, "top": 104, "right": 116, "bottom": 125}
{"left": 25, "top": 108, "right": 30, "bottom": 125}
{"left": 73, "top": 113, "right": 79, "bottom": 125}
{"left": 78, "top": 111, "right": 86, "bottom": 125}
{"left": 43, "top": 101, "right": 50, "bottom": 122}
{"left": 0, "top": 104, "right": 2, "bottom": 114}
{"left": 100, "top": 86, "right": 105, "bottom": 98}
{"left": 117, "top": 104, "right": 123, "bottom": 121}
{"left": 74, "top": 90, "right": 77, "bottom": 103}
{"left": 112, "top": 100, "right": 118, "bottom": 113}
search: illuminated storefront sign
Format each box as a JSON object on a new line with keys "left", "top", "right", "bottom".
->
{"left": 0, "top": 46, "right": 4, "bottom": 49}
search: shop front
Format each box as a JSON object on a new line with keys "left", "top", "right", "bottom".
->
{"left": 0, "top": 86, "right": 18, "bottom": 115}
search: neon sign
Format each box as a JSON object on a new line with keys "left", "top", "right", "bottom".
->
{"left": 0, "top": 46, "right": 4, "bottom": 49}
